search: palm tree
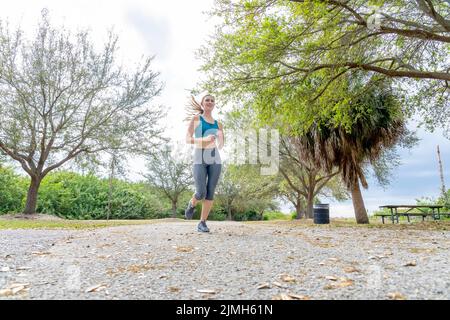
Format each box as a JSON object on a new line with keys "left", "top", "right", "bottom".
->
{"left": 297, "top": 83, "right": 407, "bottom": 224}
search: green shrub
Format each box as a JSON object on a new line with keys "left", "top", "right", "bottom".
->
{"left": 36, "top": 171, "right": 166, "bottom": 219}
{"left": 262, "top": 211, "right": 292, "bottom": 221}
{"left": 0, "top": 166, "right": 27, "bottom": 213}
{"left": 234, "top": 209, "right": 262, "bottom": 221}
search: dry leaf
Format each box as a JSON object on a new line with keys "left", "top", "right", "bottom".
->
{"left": 11, "top": 286, "right": 26, "bottom": 295}
{"left": 257, "top": 283, "right": 271, "bottom": 289}
{"left": 325, "top": 276, "right": 338, "bottom": 281}
{"left": 324, "top": 279, "right": 354, "bottom": 289}
{"left": 288, "top": 294, "right": 311, "bottom": 300}
{"left": 16, "top": 267, "right": 31, "bottom": 271}
{"left": 176, "top": 246, "right": 194, "bottom": 253}
{"left": 196, "top": 289, "right": 216, "bottom": 294}
{"left": 168, "top": 286, "right": 181, "bottom": 293}
{"left": 31, "top": 251, "right": 51, "bottom": 256}
{"left": 280, "top": 274, "right": 296, "bottom": 283}
{"left": 388, "top": 292, "right": 406, "bottom": 300}
{"left": 343, "top": 267, "right": 360, "bottom": 273}
{"left": 10, "top": 283, "right": 30, "bottom": 289}
{"left": 85, "top": 284, "right": 107, "bottom": 293}
{"left": 404, "top": 261, "right": 417, "bottom": 267}
{"left": 272, "top": 293, "right": 293, "bottom": 300}
{"left": 0, "top": 289, "right": 13, "bottom": 297}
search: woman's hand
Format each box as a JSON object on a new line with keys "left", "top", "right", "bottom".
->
{"left": 205, "top": 135, "right": 216, "bottom": 143}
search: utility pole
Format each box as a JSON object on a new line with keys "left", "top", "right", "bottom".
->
{"left": 437, "top": 145, "right": 447, "bottom": 203}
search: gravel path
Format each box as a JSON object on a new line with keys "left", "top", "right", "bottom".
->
{"left": 1, "top": 220, "right": 450, "bottom": 300}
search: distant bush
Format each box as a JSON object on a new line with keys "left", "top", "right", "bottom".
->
{"left": 36, "top": 171, "right": 166, "bottom": 219}
{"left": 0, "top": 166, "right": 27, "bottom": 213}
{"left": 263, "top": 211, "right": 292, "bottom": 221}
{"left": 234, "top": 209, "right": 262, "bottom": 221}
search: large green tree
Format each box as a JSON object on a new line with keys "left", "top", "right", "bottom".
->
{"left": 201, "top": 0, "right": 449, "bottom": 134}
{"left": 0, "top": 12, "right": 164, "bottom": 214}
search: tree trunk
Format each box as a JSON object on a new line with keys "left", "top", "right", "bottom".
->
{"left": 295, "top": 201, "right": 303, "bottom": 219}
{"left": 171, "top": 201, "right": 177, "bottom": 218}
{"left": 227, "top": 204, "right": 232, "bottom": 221}
{"left": 351, "top": 180, "right": 369, "bottom": 224}
{"left": 306, "top": 192, "right": 314, "bottom": 219}
{"left": 107, "top": 155, "right": 116, "bottom": 221}
{"left": 23, "top": 176, "right": 42, "bottom": 215}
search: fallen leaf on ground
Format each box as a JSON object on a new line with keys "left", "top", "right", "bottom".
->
{"left": 257, "top": 283, "right": 271, "bottom": 289}
{"left": 404, "top": 261, "right": 417, "bottom": 267}
{"left": 325, "top": 276, "right": 338, "bottom": 281}
{"left": 280, "top": 274, "right": 296, "bottom": 283}
{"left": 196, "top": 289, "right": 216, "bottom": 294}
{"left": 287, "top": 294, "right": 311, "bottom": 300}
{"left": 176, "top": 246, "right": 194, "bottom": 253}
{"left": 85, "top": 284, "right": 107, "bottom": 293}
{"left": 168, "top": 286, "right": 181, "bottom": 293}
{"left": 343, "top": 267, "right": 360, "bottom": 273}
{"left": 324, "top": 279, "right": 354, "bottom": 289}
{"left": 272, "top": 293, "right": 310, "bottom": 300}
{"left": 272, "top": 293, "right": 293, "bottom": 300}
{"left": 387, "top": 292, "right": 406, "bottom": 300}
{"left": 0, "top": 283, "right": 30, "bottom": 296}
{"left": 31, "top": 251, "right": 51, "bottom": 256}
{"left": 0, "top": 289, "right": 13, "bottom": 297}
{"left": 16, "top": 267, "right": 32, "bottom": 271}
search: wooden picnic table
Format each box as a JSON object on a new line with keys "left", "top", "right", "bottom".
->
{"left": 378, "top": 205, "right": 444, "bottom": 224}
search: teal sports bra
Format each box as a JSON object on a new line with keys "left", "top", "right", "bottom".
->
{"left": 194, "top": 115, "right": 219, "bottom": 138}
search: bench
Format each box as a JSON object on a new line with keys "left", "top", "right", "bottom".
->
{"left": 377, "top": 205, "right": 446, "bottom": 224}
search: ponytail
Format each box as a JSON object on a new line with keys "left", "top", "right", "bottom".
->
{"left": 185, "top": 94, "right": 213, "bottom": 121}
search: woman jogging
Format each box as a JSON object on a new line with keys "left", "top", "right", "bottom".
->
{"left": 185, "top": 94, "right": 224, "bottom": 232}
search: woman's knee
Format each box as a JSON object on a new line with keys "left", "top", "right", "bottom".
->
{"left": 195, "top": 189, "right": 207, "bottom": 200}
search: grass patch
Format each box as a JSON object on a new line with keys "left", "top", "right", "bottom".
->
{"left": 0, "top": 219, "right": 171, "bottom": 230}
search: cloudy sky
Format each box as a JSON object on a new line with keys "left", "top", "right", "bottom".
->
{"left": 2, "top": 0, "right": 449, "bottom": 217}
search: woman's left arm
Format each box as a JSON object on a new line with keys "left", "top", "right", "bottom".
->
{"left": 217, "top": 122, "right": 224, "bottom": 150}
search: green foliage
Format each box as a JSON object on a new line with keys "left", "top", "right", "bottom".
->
{"left": 201, "top": 0, "right": 449, "bottom": 135}
{"left": 35, "top": 172, "right": 166, "bottom": 219}
{"left": 233, "top": 209, "right": 262, "bottom": 221}
{"left": 0, "top": 166, "right": 27, "bottom": 213}
{"left": 263, "top": 210, "right": 291, "bottom": 221}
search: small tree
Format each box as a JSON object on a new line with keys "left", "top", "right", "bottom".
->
{"left": 279, "top": 136, "right": 345, "bottom": 219}
{"left": 215, "top": 164, "right": 240, "bottom": 220}
{"left": 144, "top": 146, "right": 193, "bottom": 217}
{"left": 0, "top": 11, "right": 164, "bottom": 214}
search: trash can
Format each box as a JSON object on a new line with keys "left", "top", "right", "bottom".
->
{"left": 314, "top": 204, "right": 330, "bottom": 224}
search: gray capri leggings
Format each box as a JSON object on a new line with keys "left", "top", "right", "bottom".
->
{"left": 193, "top": 148, "right": 222, "bottom": 201}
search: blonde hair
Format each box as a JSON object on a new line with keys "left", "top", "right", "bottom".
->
{"left": 185, "top": 94, "right": 214, "bottom": 121}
